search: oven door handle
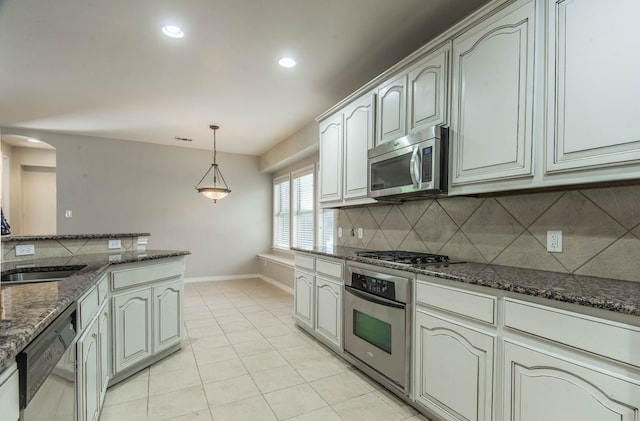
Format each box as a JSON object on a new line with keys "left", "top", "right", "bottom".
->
{"left": 344, "top": 285, "right": 405, "bottom": 309}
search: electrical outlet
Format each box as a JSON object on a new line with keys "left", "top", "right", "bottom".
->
{"left": 64, "top": 210, "right": 73, "bottom": 218}
{"left": 108, "top": 254, "right": 122, "bottom": 262}
{"left": 338, "top": 227, "right": 343, "bottom": 238}
{"left": 357, "top": 228, "right": 364, "bottom": 239}
{"left": 16, "top": 244, "right": 35, "bottom": 256}
{"left": 108, "top": 239, "right": 122, "bottom": 249}
{"left": 547, "top": 230, "right": 563, "bottom": 252}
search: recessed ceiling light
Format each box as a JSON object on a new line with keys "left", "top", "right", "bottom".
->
{"left": 162, "top": 25, "right": 184, "bottom": 39}
{"left": 27, "top": 138, "right": 41, "bottom": 143}
{"left": 278, "top": 57, "right": 296, "bottom": 68}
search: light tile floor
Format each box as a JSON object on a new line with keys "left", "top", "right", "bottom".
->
{"left": 100, "top": 278, "right": 429, "bottom": 421}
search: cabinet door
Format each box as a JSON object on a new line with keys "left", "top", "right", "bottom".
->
{"left": 294, "top": 270, "right": 314, "bottom": 329}
{"left": 113, "top": 288, "right": 152, "bottom": 374}
{"left": 504, "top": 340, "right": 640, "bottom": 421}
{"left": 314, "top": 276, "right": 342, "bottom": 348}
{"left": 98, "top": 303, "right": 109, "bottom": 407}
{"left": 77, "top": 317, "right": 100, "bottom": 421}
{"left": 343, "top": 94, "right": 374, "bottom": 200}
{"left": 319, "top": 114, "right": 343, "bottom": 203}
{"left": 451, "top": 1, "right": 535, "bottom": 186}
{"left": 153, "top": 280, "right": 184, "bottom": 354}
{"left": 376, "top": 74, "right": 407, "bottom": 145}
{"left": 408, "top": 43, "right": 450, "bottom": 132}
{"left": 545, "top": 0, "right": 640, "bottom": 173}
{"left": 414, "top": 310, "right": 495, "bottom": 421}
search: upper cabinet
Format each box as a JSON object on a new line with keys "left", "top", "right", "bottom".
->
{"left": 376, "top": 74, "right": 407, "bottom": 145}
{"left": 375, "top": 44, "right": 451, "bottom": 147}
{"left": 319, "top": 94, "right": 376, "bottom": 207}
{"left": 407, "top": 43, "right": 450, "bottom": 133}
{"left": 544, "top": 0, "right": 640, "bottom": 175}
{"left": 450, "top": 0, "right": 536, "bottom": 187}
{"left": 319, "top": 114, "right": 343, "bottom": 203}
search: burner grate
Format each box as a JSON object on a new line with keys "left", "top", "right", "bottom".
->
{"left": 356, "top": 250, "right": 450, "bottom": 265}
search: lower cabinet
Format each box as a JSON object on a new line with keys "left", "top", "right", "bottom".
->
{"left": 113, "top": 288, "right": 153, "bottom": 374}
{"left": 294, "top": 269, "right": 314, "bottom": 330}
{"left": 414, "top": 309, "right": 495, "bottom": 421}
{"left": 294, "top": 253, "right": 344, "bottom": 350}
{"left": 77, "top": 299, "right": 109, "bottom": 421}
{"left": 314, "top": 276, "right": 342, "bottom": 348}
{"left": 112, "top": 279, "right": 184, "bottom": 377}
{"left": 503, "top": 340, "right": 640, "bottom": 421}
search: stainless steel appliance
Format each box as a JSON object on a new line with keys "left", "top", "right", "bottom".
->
{"left": 17, "top": 303, "right": 77, "bottom": 421}
{"left": 344, "top": 263, "right": 413, "bottom": 396}
{"left": 368, "top": 125, "right": 448, "bottom": 200}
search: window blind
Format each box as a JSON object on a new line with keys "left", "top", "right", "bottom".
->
{"left": 273, "top": 177, "right": 290, "bottom": 249}
{"left": 293, "top": 170, "right": 314, "bottom": 250}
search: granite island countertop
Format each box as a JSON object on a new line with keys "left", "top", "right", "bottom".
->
{"left": 294, "top": 246, "right": 640, "bottom": 318}
{"left": 0, "top": 250, "right": 190, "bottom": 372}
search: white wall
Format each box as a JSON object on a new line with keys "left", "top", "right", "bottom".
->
{"left": 2, "top": 128, "right": 272, "bottom": 278}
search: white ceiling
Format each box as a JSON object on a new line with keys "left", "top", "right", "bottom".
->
{"left": 0, "top": 0, "right": 489, "bottom": 156}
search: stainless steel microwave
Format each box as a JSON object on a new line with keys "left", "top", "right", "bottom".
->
{"left": 368, "top": 125, "right": 448, "bottom": 200}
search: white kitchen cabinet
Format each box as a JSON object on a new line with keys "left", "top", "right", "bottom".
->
{"left": 294, "top": 269, "right": 314, "bottom": 329}
{"left": 0, "top": 364, "right": 19, "bottom": 421}
{"left": 407, "top": 43, "right": 450, "bottom": 133}
{"left": 414, "top": 293, "right": 495, "bottom": 421}
{"left": 503, "top": 340, "right": 640, "bottom": 421}
{"left": 77, "top": 305, "right": 101, "bottom": 421}
{"left": 450, "top": 0, "right": 535, "bottom": 187}
{"left": 153, "top": 280, "right": 184, "bottom": 354}
{"left": 319, "top": 94, "right": 375, "bottom": 207}
{"left": 98, "top": 302, "right": 109, "bottom": 407}
{"left": 113, "top": 288, "right": 153, "bottom": 374}
{"left": 319, "top": 114, "right": 343, "bottom": 203}
{"left": 376, "top": 74, "right": 407, "bottom": 146}
{"left": 77, "top": 277, "right": 109, "bottom": 421}
{"left": 109, "top": 259, "right": 185, "bottom": 382}
{"left": 343, "top": 94, "right": 375, "bottom": 200}
{"left": 545, "top": 0, "right": 640, "bottom": 175}
{"left": 294, "top": 253, "right": 344, "bottom": 350}
{"left": 314, "top": 276, "right": 342, "bottom": 348}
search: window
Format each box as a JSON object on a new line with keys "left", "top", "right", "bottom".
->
{"left": 273, "top": 175, "right": 290, "bottom": 249}
{"left": 292, "top": 167, "right": 314, "bottom": 250}
{"left": 272, "top": 164, "right": 317, "bottom": 250}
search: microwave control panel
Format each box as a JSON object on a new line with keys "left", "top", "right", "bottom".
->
{"left": 422, "top": 146, "right": 433, "bottom": 183}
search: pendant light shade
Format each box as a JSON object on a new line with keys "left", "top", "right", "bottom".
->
{"left": 195, "top": 125, "right": 231, "bottom": 203}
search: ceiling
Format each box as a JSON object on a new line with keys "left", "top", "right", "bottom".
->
{"left": 0, "top": 0, "right": 489, "bottom": 156}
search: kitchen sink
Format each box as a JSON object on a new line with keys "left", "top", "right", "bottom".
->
{"left": 1, "top": 267, "right": 85, "bottom": 285}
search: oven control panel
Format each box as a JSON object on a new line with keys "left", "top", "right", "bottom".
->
{"left": 351, "top": 273, "right": 396, "bottom": 300}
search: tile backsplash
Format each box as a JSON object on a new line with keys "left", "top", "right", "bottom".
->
{"left": 336, "top": 184, "right": 640, "bottom": 282}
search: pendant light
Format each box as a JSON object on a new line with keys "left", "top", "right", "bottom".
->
{"left": 195, "top": 125, "right": 231, "bottom": 202}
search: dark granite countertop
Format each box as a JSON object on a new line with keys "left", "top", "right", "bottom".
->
{"left": 0, "top": 250, "right": 189, "bottom": 372}
{"left": 293, "top": 246, "right": 640, "bottom": 318}
{"left": 1, "top": 233, "right": 150, "bottom": 242}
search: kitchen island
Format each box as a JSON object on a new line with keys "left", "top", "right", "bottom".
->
{"left": 0, "top": 233, "right": 190, "bottom": 421}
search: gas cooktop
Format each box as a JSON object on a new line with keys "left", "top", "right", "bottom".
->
{"left": 355, "top": 250, "right": 462, "bottom": 266}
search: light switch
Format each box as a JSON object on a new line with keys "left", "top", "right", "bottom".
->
{"left": 108, "top": 239, "right": 122, "bottom": 249}
{"left": 64, "top": 210, "right": 73, "bottom": 218}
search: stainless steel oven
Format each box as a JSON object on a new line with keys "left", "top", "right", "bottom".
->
{"left": 343, "top": 263, "right": 412, "bottom": 396}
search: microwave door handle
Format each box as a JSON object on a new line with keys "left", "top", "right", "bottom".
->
{"left": 410, "top": 145, "right": 421, "bottom": 188}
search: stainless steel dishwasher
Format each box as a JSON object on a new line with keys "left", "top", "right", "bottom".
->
{"left": 17, "top": 303, "right": 77, "bottom": 421}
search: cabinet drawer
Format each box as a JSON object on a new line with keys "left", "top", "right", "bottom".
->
{"left": 79, "top": 285, "right": 99, "bottom": 331}
{"left": 111, "top": 261, "right": 183, "bottom": 291}
{"left": 504, "top": 299, "right": 640, "bottom": 367}
{"left": 294, "top": 254, "right": 315, "bottom": 271}
{"left": 416, "top": 279, "right": 496, "bottom": 325}
{"left": 315, "top": 258, "right": 343, "bottom": 281}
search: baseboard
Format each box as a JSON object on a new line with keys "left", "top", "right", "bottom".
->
{"left": 184, "top": 273, "right": 293, "bottom": 295}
